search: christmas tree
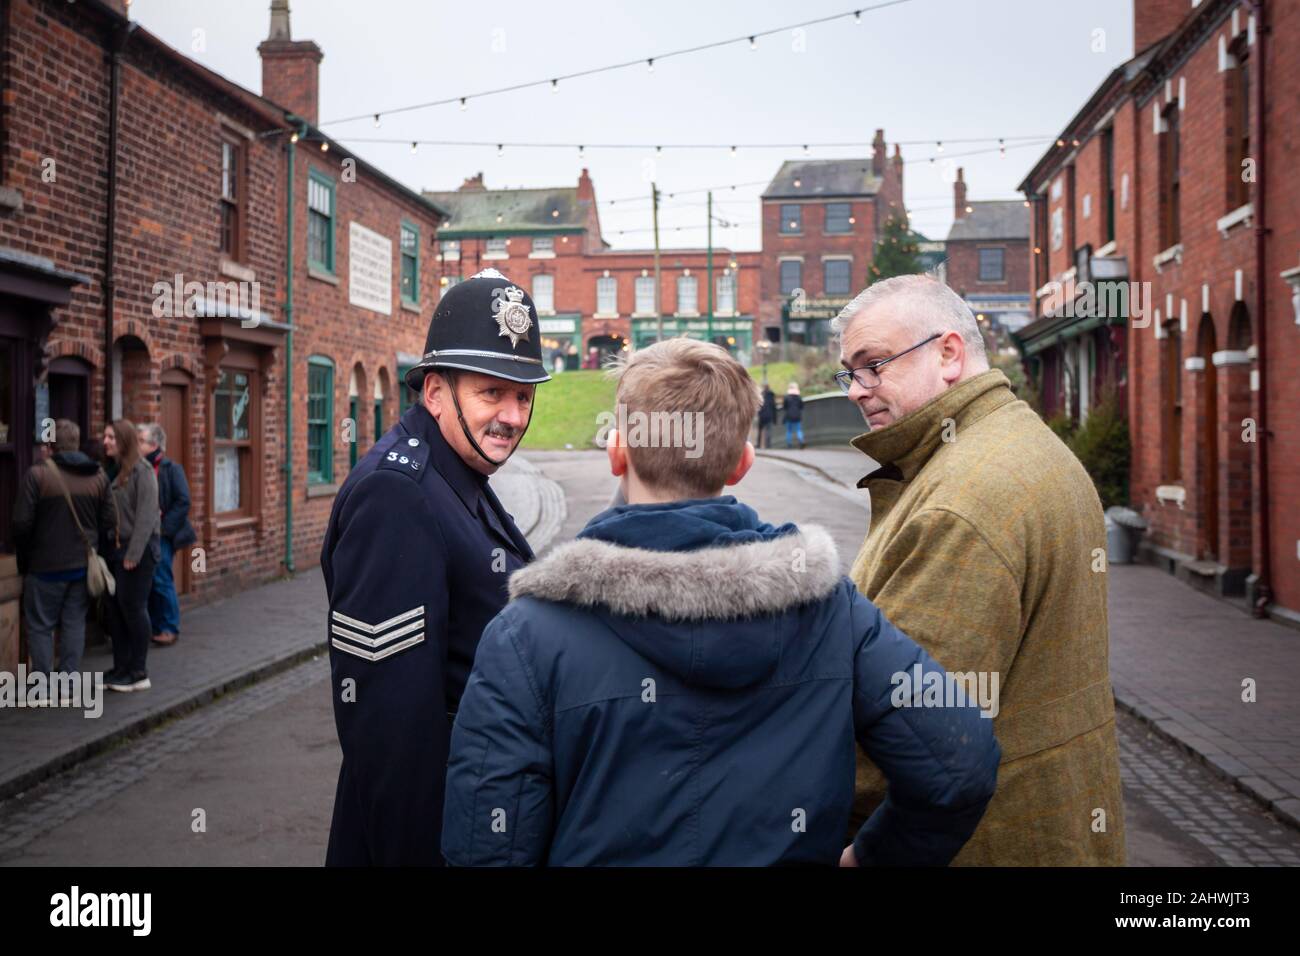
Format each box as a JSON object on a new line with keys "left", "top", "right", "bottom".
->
{"left": 868, "top": 214, "right": 921, "bottom": 284}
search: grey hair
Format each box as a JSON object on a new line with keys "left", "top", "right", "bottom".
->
{"left": 140, "top": 422, "right": 166, "bottom": 451}
{"left": 830, "top": 274, "right": 988, "bottom": 367}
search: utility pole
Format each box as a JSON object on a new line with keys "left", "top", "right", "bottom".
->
{"left": 652, "top": 182, "right": 662, "bottom": 345}
{"left": 706, "top": 190, "right": 714, "bottom": 346}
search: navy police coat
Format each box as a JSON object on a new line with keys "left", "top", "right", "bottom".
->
{"left": 320, "top": 401, "right": 534, "bottom": 866}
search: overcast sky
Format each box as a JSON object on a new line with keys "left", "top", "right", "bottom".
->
{"left": 130, "top": 0, "right": 1135, "bottom": 251}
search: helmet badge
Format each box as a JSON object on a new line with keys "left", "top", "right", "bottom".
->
{"left": 492, "top": 285, "right": 532, "bottom": 349}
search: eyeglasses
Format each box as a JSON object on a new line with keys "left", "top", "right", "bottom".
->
{"left": 834, "top": 333, "right": 942, "bottom": 393}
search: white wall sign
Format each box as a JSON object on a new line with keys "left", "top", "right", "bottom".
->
{"left": 349, "top": 222, "right": 392, "bottom": 315}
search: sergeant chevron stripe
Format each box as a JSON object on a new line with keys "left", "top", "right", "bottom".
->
{"left": 330, "top": 606, "right": 426, "bottom": 662}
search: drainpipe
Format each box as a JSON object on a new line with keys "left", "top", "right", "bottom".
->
{"left": 1245, "top": 0, "right": 1270, "bottom": 615}
{"left": 282, "top": 122, "right": 304, "bottom": 574}
{"left": 103, "top": 20, "right": 137, "bottom": 424}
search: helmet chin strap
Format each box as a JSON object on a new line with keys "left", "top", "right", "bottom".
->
{"left": 443, "top": 368, "right": 535, "bottom": 469}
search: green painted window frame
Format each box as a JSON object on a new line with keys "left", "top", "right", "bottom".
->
{"left": 307, "top": 169, "right": 336, "bottom": 273}
{"left": 349, "top": 395, "right": 359, "bottom": 469}
{"left": 373, "top": 397, "right": 383, "bottom": 442}
{"left": 398, "top": 363, "right": 416, "bottom": 415}
{"left": 307, "top": 356, "right": 334, "bottom": 484}
{"left": 400, "top": 220, "right": 420, "bottom": 306}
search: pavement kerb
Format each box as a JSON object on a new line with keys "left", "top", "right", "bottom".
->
{"left": 0, "top": 636, "right": 326, "bottom": 802}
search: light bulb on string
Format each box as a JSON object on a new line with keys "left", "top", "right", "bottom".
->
{"left": 854, "top": 9, "right": 862, "bottom": 22}
{"left": 936, "top": 141, "right": 944, "bottom": 153}
{"left": 647, "top": 58, "right": 654, "bottom": 73}
{"left": 459, "top": 97, "right": 467, "bottom": 111}
{"left": 551, "top": 79, "right": 558, "bottom": 94}
{"left": 730, "top": 145, "right": 737, "bottom": 157}
{"left": 748, "top": 36, "right": 757, "bottom": 50}
{"left": 373, "top": 114, "right": 380, "bottom": 128}
{"left": 497, "top": 144, "right": 504, "bottom": 158}
{"left": 410, "top": 141, "right": 418, "bottom": 154}
{"left": 578, "top": 145, "right": 585, "bottom": 159}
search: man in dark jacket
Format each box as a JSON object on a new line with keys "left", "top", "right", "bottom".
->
{"left": 442, "top": 339, "right": 1000, "bottom": 866}
{"left": 756, "top": 385, "right": 776, "bottom": 449}
{"left": 12, "top": 420, "right": 116, "bottom": 689}
{"left": 138, "top": 424, "right": 196, "bottom": 646}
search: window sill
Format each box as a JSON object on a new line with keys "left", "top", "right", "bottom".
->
{"left": 1152, "top": 244, "right": 1183, "bottom": 272}
{"left": 214, "top": 514, "right": 258, "bottom": 533}
{"left": 779, "top": 232, "right": 804, "bottom": 238}
{"left": 306, "top": 482, "right": 339, "bottom": 500}
{"left": 1216, "top": 203, "right": 1253, "bottom": 238}
{"left": 439, "top": 254, "right": 460, "bottom": 262}
{"left": 593, "top": 312, "right": 619, "bottom": 320}
{"left": 537, "top": 308, "right": 557, "bottom": 317}
{"left": 632, "top": 311, "right": 658, "bottom": 319}
{"left": 675, "top": 312, "right": 701, "bottom": 319}
{"left": 976, "top": 278, "right": 1006, "bottom": 285}
{"left": 400, "top": 299, "right": 421, "bottom": 314}
{"left": 1155, "top": 484, "right": 1186, "bottom": 509}
{"left": 1094, "top": 240, "right": 1118, "bottom": 257}
{"left": 220, "top": 258, "right": 255, "bottom": 282}
{"left": 529, "top": 252, "right": 556, "bottom": 259}
{"left": 308, "top": 265, "right": 340, "bottom": 285}
{"left": 482, "top": 253, "right": 509, "bottom": 261}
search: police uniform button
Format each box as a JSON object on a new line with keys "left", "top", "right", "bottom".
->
{"left": 408, "top": 438, "right": 419, "bottom": 447}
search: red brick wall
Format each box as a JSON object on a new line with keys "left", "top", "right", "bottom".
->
{"left": 1, "top": 0, "right": 287, "bottom": 602}
{"left": 945, "top": 238, "right": 1030, "bottom": 299}
{"left": 288, "top": 149, "right": 442, "bottom": 571}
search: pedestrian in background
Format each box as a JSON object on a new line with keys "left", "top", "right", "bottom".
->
{"left": 101, "top": 419, "right": 160, "bottom": 693}
{"left": 138, "top": 423, "right": 195, "bottom": 647}
{"left": 12, "top": 419, "right": 116, "bottom": 700}
{"left": 782, "top": 381, "right": 804, "bottom": 448}
{"left": 756, "top": 384, "right": 776, "bottom": 449}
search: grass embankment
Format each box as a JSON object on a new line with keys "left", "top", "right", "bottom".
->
{"left": 520, "top": 361, "right": 802, "bottom": 450}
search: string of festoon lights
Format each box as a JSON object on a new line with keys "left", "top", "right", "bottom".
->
{"left": 319, "top": 1, "right": 915, "bottom": 127}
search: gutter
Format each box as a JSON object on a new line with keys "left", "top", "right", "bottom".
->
{"left": 103, "top": 19, "right": 137, "bottom": 423}
{"left": 283, "top": 122, "right": 305, "bottom": 574}
{"left": 1244, "top": 0, "right": 1271, "bottom": 615}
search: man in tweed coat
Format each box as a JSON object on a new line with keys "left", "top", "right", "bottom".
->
{"left": 835, "top": 275, "right": 1125, "bottom": 865}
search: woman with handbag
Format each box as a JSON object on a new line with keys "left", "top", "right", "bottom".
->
{"left": 101, "top": 419, "right": 161, "bottom": 693}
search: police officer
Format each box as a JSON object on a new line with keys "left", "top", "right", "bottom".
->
{"left": 320, "top": 269, "right": 550, "bottom": 866}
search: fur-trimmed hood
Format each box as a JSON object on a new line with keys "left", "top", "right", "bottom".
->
{"left": 509, "top": 524, "right": 841, "bottom": 622}
{"left": 507, "top": 500, "right": 844, "bottom": 690}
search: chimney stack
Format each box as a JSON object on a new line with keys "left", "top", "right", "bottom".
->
{"left": 458, "top": 173, "right": 486, "bottom": 191}
{"left": 871, "top": 129, "right": 887, "bottom": 177}
{"left": 258, "top": 0, "right": 324, "bottom": 125}
{"left": 954, "top": 168, "right": 968, "bottom": 220}
{"left": 577, "top": 168, "right": 595, "bottom": 201}
{"left": 1133, "top": 0, "right": 1190, "bottom": 53}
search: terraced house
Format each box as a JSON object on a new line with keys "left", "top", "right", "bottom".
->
{"left": 0, "top": 0, "right": 444, "bottom": 672}
{"left": 1018, "top": 0, "right": 1300, "bottom": 624}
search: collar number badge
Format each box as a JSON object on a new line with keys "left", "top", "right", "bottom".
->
{"left": 492, "top": 285, "right": 532, "bottom": 349}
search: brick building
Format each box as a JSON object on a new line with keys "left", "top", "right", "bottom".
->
{"left": 758, "top": 130, "right": 906, "bottom": 348}
{"left": 1017, "top": 0, "right": 1300, "bottom": 623}
{"left": 0, "top": 0, "right": 444, "bottom": 670}
{"left": 942, "top": 168, "right": 1031, "bottom": 342}
{"left": 427, "top": 171, "right": 760, "bottom": 368}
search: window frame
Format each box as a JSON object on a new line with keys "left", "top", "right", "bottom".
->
{"left": 596, "top": 275, "right": 618, "bottom": 315}
{"left": 212, "top": 365, "right": 257, "bottom": 519}
{"left": 824, "top": 202, "right": 852, "bottom": 234}
{"left": 219, "top": 136, "right": 246, "bottom": 261}
{"left": 1228, "top": 41, "right": 1251, "bottom": 211}
{"left": 823, "top": 258, "right": 851, "bottom": 295}
{"left": 532, "top": 273, "right": 555, "bottom": 314}
{"left": 779, "top": 204, "right": 803, "bottom": 235}
{"left": 779, "top": 259, "right": 802, "bottom": 296}
{"left": 307, "top": 355, "right": 335, "bottom": 485}
{"left": 978, "top": 247, "right": 1006, "bottom": 283}
{"left": 1160, "top": 103, "right": 1181, "bottom": 248}
{"left": 715, "top": 272, "right": 737, "bottom": 315}
{"left": 634, "top": 275, "right": 656, "bottom": 315}
{"left": 676, "top": 274, "right": 699, "bottom": 316}
{"left": 484, "top": 237, "right": 508, "bottom": 258}
{"left": 307, "top": 169, "right": 337, "bottom": 274}
{"left": 399, "top": 221, "right": 420, "bottom": 307}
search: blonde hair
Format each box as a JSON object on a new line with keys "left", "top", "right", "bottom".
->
{"left": 608, "top": 337, "right": 760, "bottom": 499}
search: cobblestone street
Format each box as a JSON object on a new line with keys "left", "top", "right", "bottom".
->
{"left": 1, "top": 449, "right": 1297, "bottom": 866}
